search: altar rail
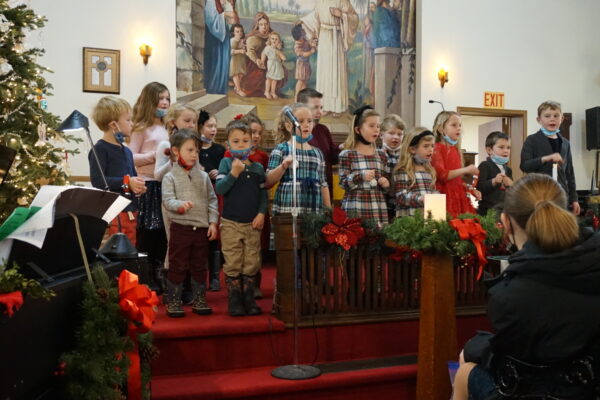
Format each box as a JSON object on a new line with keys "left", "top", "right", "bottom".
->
{"left": 272, "top": 215, "right": 500, "bottom": 327}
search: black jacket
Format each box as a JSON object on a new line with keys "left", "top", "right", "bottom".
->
{"left": 476, "top": 158, "right": 512, "bottom": 216}
{"left": 520, "top": 130, "right": 577, "bottom": 203}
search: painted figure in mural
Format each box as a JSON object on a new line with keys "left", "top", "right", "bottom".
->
{"left": 241, "top": 12, "right": 287, "bottom": 98}
{"left": 292, "top": 23, "right": 317, "bottom": 99}
{"left": 300, "top": 0, "right": 359, "bottom": 116}
{"left": 261, "top": 31, "right": 286, "bottom": 99}
{"left": 363, "top": 2, "right": 376, "bottom": 97}
{"left": 229, "top": 23, "right": 247, "bottom": 97}
{"left": 204, "top": 0, "right": 239, "bottom": 94}
{"left": 372, "top": 0, "right": 401, "bottom": 48}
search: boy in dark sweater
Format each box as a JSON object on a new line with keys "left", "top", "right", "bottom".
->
{"left": 216, "top": 120, "right": 267, "bottom": 317}
{"left": 477, "top": 131, "right": 513, "bottom": 216}
{"left": 89, "top": 96, "right": 146, "bottom": 244}
{"left": 520, "top": 100, "right": 579, "bottom": 215}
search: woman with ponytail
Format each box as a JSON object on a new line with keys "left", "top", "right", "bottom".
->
{"left": 453, "top": 174, "right": 600, "bottom": 399}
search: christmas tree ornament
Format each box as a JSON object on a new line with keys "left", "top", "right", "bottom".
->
{"left": 35, "top": 122, "right": 47, "bottom": 146}
{"left": 0, "top": 14, "right": 11, "bottom": 33}
{"left": 0, "top": 58, "right": 13, "bottom": 76}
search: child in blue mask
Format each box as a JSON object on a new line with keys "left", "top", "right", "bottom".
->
{"left": 520, "top": 101, "right": 579, "bottom": 215}
{"left": 215, "top": 120, "right": 268, "bottom": 317}
{"left": 477, "top": 131, "right": 513, "bottom": 216}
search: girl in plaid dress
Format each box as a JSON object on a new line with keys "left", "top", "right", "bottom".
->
{"left": 267, "top": 103, "right": 331, "bottom": 214}
{"left": 339, "top": 106, "right": 390, "bottom": 227}
{"left": 430, "top": 111, "right": 481, "bottom": 217}
{"left": 393, "top": 127, "right": 438, "bottom": 217}
{"left": 380, "top": 113, "right": 406, "bottom": 220}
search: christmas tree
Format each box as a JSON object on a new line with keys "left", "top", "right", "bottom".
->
{"left": 0, "top": 0, "right": 80, "bottom": 222}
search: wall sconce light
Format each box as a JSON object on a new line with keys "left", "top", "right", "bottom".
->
{"left": 139, "top": 43, "right": 152, "bottom": 65}
{"left": 438, "top": 68, "right": 448, "bottom": 88}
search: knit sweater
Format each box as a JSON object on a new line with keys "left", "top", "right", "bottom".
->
{"left": 130, "top": 124, "right": 169, "bottom": 180}
{"left": 161, "top": 163, "right": 219, "bottom": 227}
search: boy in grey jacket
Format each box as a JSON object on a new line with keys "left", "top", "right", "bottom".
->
{"left": 162, "top": 129, "right": 219, "bottom": 317}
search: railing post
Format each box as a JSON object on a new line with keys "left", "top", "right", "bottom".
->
{"left": 272, "top": 215, "right": 296, "bottom": 326}
{"left": 416, "top": 252, "right": 458, "bottom": 400}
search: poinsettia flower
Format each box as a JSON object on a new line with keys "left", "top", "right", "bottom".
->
{"left": 321, "top": 207, "right": 365, "bottom": 251}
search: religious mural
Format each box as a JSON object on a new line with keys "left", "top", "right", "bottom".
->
{"left": 176, "top": 0, "right": 416, "bottom": 126}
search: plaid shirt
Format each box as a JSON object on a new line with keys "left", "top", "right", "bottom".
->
{"left": 339, "top": 148, "right": 389, "bottom": 226}
{"left": 268, "top": 142, "right": 327, "bottom": 214}
{"left": 393, "top": 169, "right": 438, "bottom": 217}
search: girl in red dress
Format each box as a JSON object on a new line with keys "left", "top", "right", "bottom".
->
{"left": 430, "top": 111, "right": 481, "bottom": 217}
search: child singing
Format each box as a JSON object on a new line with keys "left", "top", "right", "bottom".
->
{"left": 477, "top": 131, "right": 513, "bottom": 216}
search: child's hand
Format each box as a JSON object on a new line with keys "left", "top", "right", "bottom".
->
{"left": 471, "top": 189, "right": 482, "bottom": 201}
{"left": 363, "top": 169, "right": 375, "bottom": 181}
{"left": 209, "top": 169, "right": 219, "bottom": 180}
{"left": 177, "top": 201, "right": 193, "bottom": 214}
{"left": 501, "top": 175, "right": 513, "bottom": 187}
{"left": 207, "top": 223, "right": 218, "bottom": 240}
{"left": 378, "top": 177, "right": 390, "bottom": 188}
{"left": 493, "top": 173, "right": 504, "bottom": 186}
{"left": 543, "top": 153, "right": 563, "bottom": 164}
{"left": 130, "top": 177, "right": 146, "bottom": 195}
{"left": 571, "top": 201, "right": 581, "bottom": 216}
{"left": 465, "top": 165, "right": 479, "bottom": 176}
{"left": 282, "top": 155, "right": 293, "bottom": 170}
{"left": 252, "top": 213, "right": 265, "bottom": 230}
{"left": 231, "top": 158, "right": 245, "bottom": 177}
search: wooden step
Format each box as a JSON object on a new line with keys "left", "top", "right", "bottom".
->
{"left": 185, "top": 93, "right": 229, "bottom": 116}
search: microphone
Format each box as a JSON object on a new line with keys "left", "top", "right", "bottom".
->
{"left": 428, "top": 99, "right": 445, "bottom": 111}
{"left": 282, "top": 106, "right": 300, "bottom": 128}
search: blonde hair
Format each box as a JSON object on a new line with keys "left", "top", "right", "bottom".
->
{"left": 432, "top": 110, "right": 463, "bottom": 164}
{"left": 394, "top": 127, "right": 436, "bottom": 188}
{"left": 132, "top": 82, "right": 170, "bottom": 133}
{"left": 381, "top": 114, "right": 406, "bottom": 133}
{"left": 537, "top": 100, "right": 562, "bottom": 117}
{"left": 272, "top": 103, "right": 310, "bottom": 144}
{"left": 268, "top": 31, "right": 283, "bottom": 47}
{"left": 343, "top": 108, "right": 380, "bottom": 150}
{"left": 504, "top": 174, "right": 578, "bottom": 253}
{"left": 164, "top": 103, "right": 198, "bottom": 136}
{"left": 91, "top": 96, "right": 131, "bottom": 132}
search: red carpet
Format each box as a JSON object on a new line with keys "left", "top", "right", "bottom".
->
{"left": 151, "top": 264, "right": 490, "bottom": 399}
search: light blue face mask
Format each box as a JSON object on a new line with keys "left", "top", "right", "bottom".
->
{"left": 155, "top": 108, "right": 168, "bottom": 118}
{"left": 491, "top": 154, "right": 509, "bottom": 165}
{"left": 541, "top": 127, "right": 560, "bottom": 136}
{"left": 413, "top": 154, "right": 429, "bottom": 165}
{"left": 229, "top": 145, "right": 253, "bottom": 161}
{"left": 295, "top": 133, "right": 313, "bottom": 144}
{"left": 443, "top": 135, "right": 458, "bottom": 145}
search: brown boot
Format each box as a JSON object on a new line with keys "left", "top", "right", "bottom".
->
{"left": 191, "top": 279, "right": 212, "bottom": 315}
{"left": 225, "top": 275, "right": 246, "bottom": 317}
{"left": 242, "top": 274, "right": 262, "bottom": 316}
{"left": 253, "top": 270, "right": 263, "bottom": 299}
{"left": 165, "top": 280, "right": 185, "bottom": 318}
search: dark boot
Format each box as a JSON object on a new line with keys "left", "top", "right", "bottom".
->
{"left": 253, "top": 270, "right": 263, "bottom": 299}
{"left": 182, "top": 273, "right": 194, "bottom": 305}
{"left": 191, "top": 279, "right": 212, "bottom": 315}
{"left": 165, "top": 280, "right": 185, "bottom": 318}
{"left": 241, "top": 274, "right": 262, "bottom": 316}
{"left": 208, "top": 251, "right": 221, "bottom": 291}
{"left": 225, "top": 275, "right": 245, "bottom": 317}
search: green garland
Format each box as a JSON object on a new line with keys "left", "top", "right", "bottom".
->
{"left": 60, "top": 266, "right": 157, "bottom": 400}
{"left": 383, "top": 210, "right": 503, "bottom": 257}
{"left": 0, "top": 263, "right": 54, "bottom": 300}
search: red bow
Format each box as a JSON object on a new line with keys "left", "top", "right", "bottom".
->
{"left": 234, "top": 114, "right": 244, "bottom": 120}
{"left": 449, "top": 218, "right": 487, "bottom": 280}
{"left": 321, "top": 208, "right": 365, "bottom": 251}
{"left": 389, "top": 246, "right": 422, "bottom": 262}
{"left": 118, "top": 270, "right": 159, "bottom": 400}
{"left": 0, "top": 291, "right": 23, "bottom": 317}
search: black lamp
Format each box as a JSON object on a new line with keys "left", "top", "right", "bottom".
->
{"left": 57, "top": 110, "right": 137, "bottom": 259}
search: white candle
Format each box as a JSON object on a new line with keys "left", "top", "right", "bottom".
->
{"left": 552, "top": 163, "right": 558, "bottom": 181}
{"left": 424, "top": 193, "right": 446, "bottom": 221}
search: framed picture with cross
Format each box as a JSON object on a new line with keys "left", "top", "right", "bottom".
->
{"left": 82, "top": 47, "right": 120, "bottom": 94}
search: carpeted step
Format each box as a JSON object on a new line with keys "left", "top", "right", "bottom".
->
{"left": 151, "top": 362, "right": 417, "bottom": 400}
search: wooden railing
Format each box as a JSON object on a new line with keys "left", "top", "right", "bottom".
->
{"left": 272, "top": 215, "right": 500, "bottom": 327}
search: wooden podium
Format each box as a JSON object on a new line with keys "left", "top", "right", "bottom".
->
{"left": 416, "top": 252, "right": 458, "bottom": 399}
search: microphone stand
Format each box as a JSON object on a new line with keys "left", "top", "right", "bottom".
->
{"left": 271, "top": 122, "right": 321, "bottom": 380}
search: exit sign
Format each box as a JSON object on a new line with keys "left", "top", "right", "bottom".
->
{"left": 484, "top": 91, "right": 505, "bottom": 109}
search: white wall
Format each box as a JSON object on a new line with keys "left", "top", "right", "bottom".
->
{"left": 30, "top": 0, "right": 176, "bottom": 177}
{"left": 418, "top": 0, "right": 600, "bottom": 191}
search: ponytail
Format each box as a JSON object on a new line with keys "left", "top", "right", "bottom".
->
{"left": 504, "top": 174, "right": 579, "bottom": 253}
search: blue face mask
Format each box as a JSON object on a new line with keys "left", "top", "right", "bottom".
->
{"left": 295, "top": 133, "right": 313, "bottom": 144}
{"left": 228, "top": 143, "right": 253, "bottom": 160}
{"left": 443, "top": 135, "right": 458, "bottom": 145}
{"left": 155, "top": 108, "right": 168, "bottom": 118}
{"left": 114, "top": 132, "right": 125, "bottom": 144}
{"left": 541, "top": 127, "right": 560, "bottom": 136}
{"left": 491, "top": 154, "right": 509, "bottom": 165}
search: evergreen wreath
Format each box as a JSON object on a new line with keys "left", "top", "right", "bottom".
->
{"left": 0, "top": 263, "right": 54, "bottom": 316}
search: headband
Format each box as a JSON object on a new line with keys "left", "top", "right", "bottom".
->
{"left": 198, "top": 109, "right": 210, "bottom": 126}
{"left": 409, "top": 130, "right": 435, "bottom": 147}
{"left": 352, "top": 105, "right": 374, "bottom": 129}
